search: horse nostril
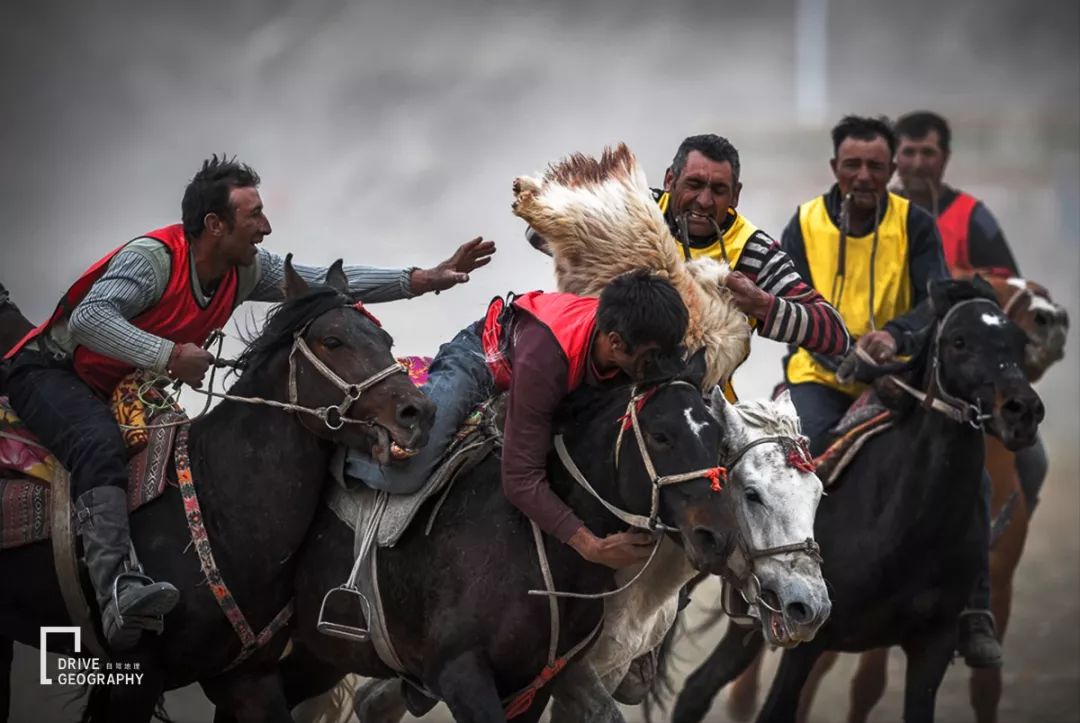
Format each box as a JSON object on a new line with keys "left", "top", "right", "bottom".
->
{"left": 1034, "top": 311, "right": 1050, "bottom": 327}
{"left": 396, "top": 403, "right": 421, "bottom": 429}
{"left": 1003, "top": 398, "right": 1025, "bottom": 417}
{"left": 691, "top": 526, "right": 727, "bottom": 556}
{"left": 785, "top": 600, "right": 813, "bottom": 626}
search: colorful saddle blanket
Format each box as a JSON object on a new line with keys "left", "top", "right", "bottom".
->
{"left": 0, "top": 373, "right": 185, "bottom": 550}
{"left": 813, "top": 389, "right": 894, "bottom": 488}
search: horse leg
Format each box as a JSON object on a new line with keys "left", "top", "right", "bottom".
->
{"left": 972, "top": 472, "right": 1031, "bottom": 723}
{"left": 352, "top": 678, "right": 409, "bottom": 723}
{"left": 0, "top": 636, "right": 10, "bottom": 723}
{"left": 432, "top": 649, "right": 505, "bottom": 723}
{"left": 847, "top": 648, "right": 888, "bottom": 723}
{"left": 549, "top": 661, "right": 625, "bottom": 723}
{"left": 201, "top": 669, "right": 292, "bottom": 723}
{"left": 794, "top": 650, "right": 838, "bottom": 723}
{"left": 673, "top": 625, "right": 764, "bottom": 723}
{"left": 755, "top": 644, "right": 822, "bottom": 723}
{"left": 900, "top": 627, "right": 956, "bottom": 723}
{"left": 727, "top": 648, "right": 764, "bottom": 722}
{"left": 278, "top": 645, "right": 347, "bottom": 710}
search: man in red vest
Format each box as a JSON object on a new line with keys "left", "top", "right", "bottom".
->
{"left": 893, "top": 111, "right": 1020, "bottom": 279}
{"left": 345, "top": 269, "right": 689, "bottom": 569}
{"left": 1, "top": 155, "right": 494, "bottom": 651}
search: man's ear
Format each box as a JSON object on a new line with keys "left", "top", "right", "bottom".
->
{"left": 829, "top": 157, "right": 838, "bottom": 177}
{"left": 731, "top": 181, "right": 743, "bottom": 209}
{"left": 203, "top": 212, "right": 226, "bottom": 237}
{"left": 663, "top": 167, "right": 675, "bottom": 193}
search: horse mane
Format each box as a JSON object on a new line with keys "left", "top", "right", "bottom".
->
{"left": 731, "top": 398, "right": 803, "bottom": 438}
{"left": 233, "top": 286, "right": 352, "bottom": 382}
{"left": 511, "top": 143, "right": 751, "bottom": 390}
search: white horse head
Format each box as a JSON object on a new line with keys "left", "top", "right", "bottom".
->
{"left": 710, "top": 387, "right": 830, "bottom": 647}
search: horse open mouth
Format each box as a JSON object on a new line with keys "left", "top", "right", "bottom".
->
{"left": 760, "top": 590, "right": 796, "bottom": 649}
{"left": 370, "top": 425, "right": 420, "bottom": 465}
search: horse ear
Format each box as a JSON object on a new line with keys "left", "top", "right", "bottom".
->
{"left": 774, "top": 387, "right": 801, "bottom": 425}
{"left": 682, "top": 347, "right": 709, "bottom": 388}
{"left": 283, "top": 253, "right": 310, "bottom": 299}
{"left": 325, "top": 259, "right": 349, "bottom": 295}
{"left": 709, "top": 384, "right": 740, "bottom": 432}
{"left": 929, "top": 278, "right": 997, "bottom": 317}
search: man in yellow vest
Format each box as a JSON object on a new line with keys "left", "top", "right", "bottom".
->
{"left": 780, "top": 115, "right": 1001, "bottom": 668}
{"left": 528, "top": 134, "right": 851, "bottom": 401}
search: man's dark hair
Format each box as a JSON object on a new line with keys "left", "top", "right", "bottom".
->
{"left": 181, "top": 154, "right": 261, "bottom": 239}
{"left": 830, "top": 115, "right": 897, "bottom": 158}
{"left": 670, "top": 134, "right": 741, "bottom": 183}
{"left": 597, "top": 269, "right": 688, "bottom": 356}
{"left": 895, "top": 111, "right": 952, "bottom": 154}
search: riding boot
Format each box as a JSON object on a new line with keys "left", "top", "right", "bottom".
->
{"left": 957, "top": 610, "right": 1003, "bottom": 668}
{"left": 75, "top": 486, "right": 180, "bottom": 652}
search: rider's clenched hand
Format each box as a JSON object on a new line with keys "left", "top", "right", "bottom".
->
{"left": 569, "top": 527, "right": 657, "bottom": 570}
{"left": 168, "top": 342, "right": 213, "bottom": 388}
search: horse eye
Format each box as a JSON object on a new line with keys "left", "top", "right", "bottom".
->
{"left": 746, "top": 489, "right": 764, "bottom": 505}
{"left": 649, "top": 431, "right": 672, "bottom": 447}
{"left": 952, "top": 336, "right": 966, "bottom": 350}
{"left": 322, "top": 336, "right": 343, "bottom": 349}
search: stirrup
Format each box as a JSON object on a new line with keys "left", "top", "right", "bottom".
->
{"left": 317, "top": 583, "right": 372, "bottom": 643}
{"left": 111, "top": 571, "right": 169, "bottom": 632}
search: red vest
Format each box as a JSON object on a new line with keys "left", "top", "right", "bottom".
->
{"left": 6, "top": 225, "right": 239, "bottom": 396}
{"left": 936, "top": 191, "right": 979, "bottom": 275}
{"left": 482, "top": 291, "right": 599, "bottom": 392}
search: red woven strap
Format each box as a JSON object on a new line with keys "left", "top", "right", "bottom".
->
{"left": 175, "top": 425, "right": 294, "bottom": 671}
{"left": 504, "top": 658, "right": 567, "bottom": 719}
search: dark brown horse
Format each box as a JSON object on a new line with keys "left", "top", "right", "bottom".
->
{"left": 0, "top": 261, "right": 435, "bottom": 723}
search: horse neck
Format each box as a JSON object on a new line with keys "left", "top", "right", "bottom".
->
{"left": 551, "top": 421, "right": 632, "bottom": 540}
{"left": 187, "top": 367, "right": 330, "bottom": 580}
{"left": 883, "top": 394, "right": 985, "bottom": 543}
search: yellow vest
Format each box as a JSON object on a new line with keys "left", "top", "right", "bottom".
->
{"left": 657, "top": 192, "right": 758, "bottom": 401}
{"left": 785, "top": 192, "right": 913, "bottom": 397}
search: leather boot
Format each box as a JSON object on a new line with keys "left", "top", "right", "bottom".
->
{"left": 958, "top": 609, "right": 1003, "bottom": 668}
{"left": 75, "top": 486, "right": 179, "bottom": 651}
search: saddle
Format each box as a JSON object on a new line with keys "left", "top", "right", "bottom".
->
{"left": 323, "top": 391, "right": 505, "bottom": 673}
{"left": 813, "top": 389, "right": 894, "bottom": 488}
{"left": 0, "top": 373, "right": 183, "bottom": 550}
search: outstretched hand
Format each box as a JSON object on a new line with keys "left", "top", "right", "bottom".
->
{"left": 411, "top": 237, "right": 496, "bottom": 295}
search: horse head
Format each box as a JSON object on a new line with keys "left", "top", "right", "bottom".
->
{"left": 559, "top": 348, "right": 738, "bottom": 576}
{"left": 994, "top": 276, "right": 1069, "bottom": 382}
{"left": 233, "top": 256, "right": 435, "bottom": 461}
{"left": 708, "top": 388, "right": 830, "bottom": 648}
{"left": 928, "top": 277, "right": 1044, "bottom": 450}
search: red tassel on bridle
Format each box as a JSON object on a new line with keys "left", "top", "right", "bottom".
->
{"left": 705, "top": 466, "right": 727, "bottom": 493}
{"left": 353, "top": 301, "right": 382, "bottom": 327}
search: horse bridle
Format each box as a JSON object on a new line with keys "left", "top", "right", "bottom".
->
{"left": 884, "top": 298, "right": 1000, "bottom": 430}
{"left": 554, "top": 381, "right": 728, "bottom": 533}
{"left": 718, "top": 434, "right": 823, "bottom": 625}
{"left": 286, "top": 319, "right": 406, "bottom": 431}
{"left": 554, "top": 381, "right": 823, "bottom": 615}
{"left": 185, "top": 308, "right": 407, "bottom": 432}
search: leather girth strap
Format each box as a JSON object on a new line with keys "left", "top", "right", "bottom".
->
{"left": 51, "top": 465, "right": 109, "bottom": 659}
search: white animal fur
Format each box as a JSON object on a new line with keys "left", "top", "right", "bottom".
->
{"left": 512, "top": 143, "right": 751, "bottom": 390}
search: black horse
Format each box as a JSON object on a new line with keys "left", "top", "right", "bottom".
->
{"left": 672, "top": 278, "right": 1044, "bottom": 723}
{"left": 237, "top": 349, "right": 740, "bottom": 723}
{"left": 0, "top": 260, "right": 435, "bottom": 723}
